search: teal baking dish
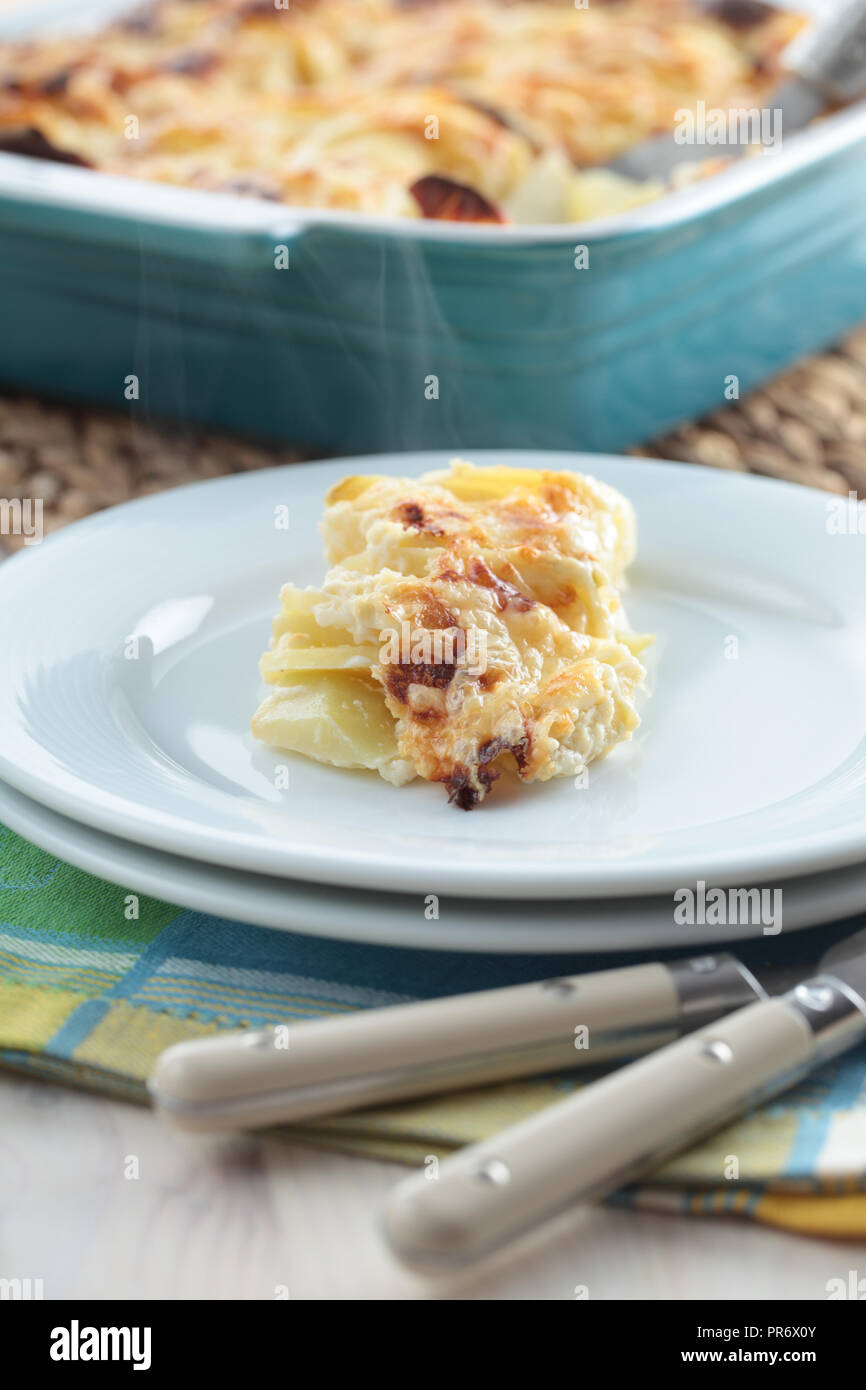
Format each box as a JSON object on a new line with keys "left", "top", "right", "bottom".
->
{"left": 1, "top": 6, "right": 866, "bottom": 453}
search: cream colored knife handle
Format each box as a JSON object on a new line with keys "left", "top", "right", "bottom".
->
{"left": 152, "top": 956, "right": 760, "bottom": 1129}
{"left": 384, "top": 979, "right": 866, "bottom": 1271}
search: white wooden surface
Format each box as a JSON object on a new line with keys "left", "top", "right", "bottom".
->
{"left": 1, "top": 1072, "right": 862, "bottom": 1301}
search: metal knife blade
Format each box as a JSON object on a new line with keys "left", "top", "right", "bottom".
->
{"left": 820, "top": 923, "right": 866, "bottom": 1004}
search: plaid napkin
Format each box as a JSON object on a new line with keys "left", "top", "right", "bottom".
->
{"left": 3, "top": 820, "right": 866, "bottom": 1238}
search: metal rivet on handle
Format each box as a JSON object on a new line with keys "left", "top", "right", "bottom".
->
{"left": 701, "top": 1040, "right": 734, "bottom": 1064}
{"left": 475, "top": 1159, "right": 511, "bottom": 1186}
{"left": 541, "top": 979, "right": 577, "bottom": 997}
{"left": 689, "top": 956, "right": 719, "bottom": 973}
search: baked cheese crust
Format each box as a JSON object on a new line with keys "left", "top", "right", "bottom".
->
{"left": 252, "top": 460, "right": 651, "bottom": 807}
{"left": 0, "top": 0, "right": 803, "bottom": 223}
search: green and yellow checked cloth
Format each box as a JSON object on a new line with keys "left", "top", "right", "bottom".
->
{"left": 3, "top": 822, "right": 866, "bottom": 1239}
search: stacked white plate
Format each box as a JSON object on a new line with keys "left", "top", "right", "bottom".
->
{"left": 1, "top": 451, "right": 865, "bottom": 952}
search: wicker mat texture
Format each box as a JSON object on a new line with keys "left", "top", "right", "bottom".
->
{"left": 2, "top": 326, "right": 866, "bottom": 552}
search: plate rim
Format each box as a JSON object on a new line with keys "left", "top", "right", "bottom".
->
{"left": 1, "top": 775, "right": 860, "bottom": 955}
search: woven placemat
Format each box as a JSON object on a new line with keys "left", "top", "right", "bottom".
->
{"left": 0, "top": 401, "right": 304, "bottom": 553}
{"left": 635, "top": 325, "right": 866, "bottom": 496}
{"left": 2, "top": 326, "right": 866, "bottom": 552}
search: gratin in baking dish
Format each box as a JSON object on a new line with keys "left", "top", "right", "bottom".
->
{"left": 0, "top": 0, "right": 864, "bottom": 454}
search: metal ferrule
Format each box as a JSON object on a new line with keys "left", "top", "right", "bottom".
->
{"left": 669, "top": 953, "right": 766, "bottom": 1031}
{"left": 784, "top": 973, "right": 866, "bottom": 1063}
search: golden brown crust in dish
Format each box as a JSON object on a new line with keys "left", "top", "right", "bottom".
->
{"left": 0, "top": 0, "right": 804, "bottom": 222}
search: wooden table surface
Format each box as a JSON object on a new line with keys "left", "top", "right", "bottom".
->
{"left": 2, "top": 1069, "right": 862, "bottom": 1301}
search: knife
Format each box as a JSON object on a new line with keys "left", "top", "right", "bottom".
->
{"left": 383, "top": 926, "right": 866, "bottom": 1271}
{"left": 609, "top": 0, "right": 866, "bottom": 182}
{"left": 149, "top": 950, "right": 779, "bottom": 1131}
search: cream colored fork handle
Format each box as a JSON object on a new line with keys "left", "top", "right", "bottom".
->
{"left": 151, "top": 961, "right": 680, "bottom": 1121}
{"left": 383, "top": 995, "right": 840, "bottom": 1272}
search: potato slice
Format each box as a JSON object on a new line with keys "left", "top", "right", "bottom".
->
{"left": 251, "top": 673, "right": 410, "bottom": 783}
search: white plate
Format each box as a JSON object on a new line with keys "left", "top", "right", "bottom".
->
{"left": 0, "top": 451, "right": 865, "bottom": 900}
{"left": 2, "top": 776, "right": 865, "bottom": 954}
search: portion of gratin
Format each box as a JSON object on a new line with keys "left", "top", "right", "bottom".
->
{"left": 0, "top": 0, "right": 804, "bottom": 223}
{"left": 252, "top": 461, "right": 651, "bottom": 808}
